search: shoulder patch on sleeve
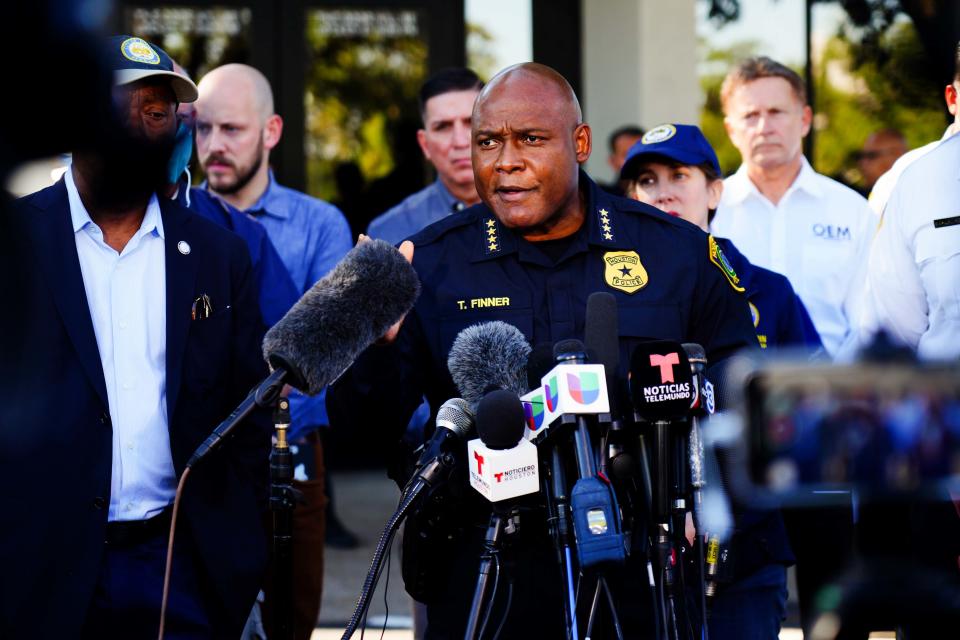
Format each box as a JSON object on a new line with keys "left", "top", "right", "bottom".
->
{"left": 708, "top": 235, "right": 745, "bottom": 292}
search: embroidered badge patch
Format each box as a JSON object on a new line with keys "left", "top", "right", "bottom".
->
{"left": 603, "top": 251, "right": 648, "bottom": 294}
{"left": 708, "top": 235, "right": 745, "bottom": 292}
{"left": 121, "top": 37, "right": 161, "bottom": 65}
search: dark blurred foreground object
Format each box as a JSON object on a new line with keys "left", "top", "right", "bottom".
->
{"left": 0, "top": 1, "right": 112, "bottom": 177}
{"left": 717, "top": 331, "right": 960, "bottom": 638}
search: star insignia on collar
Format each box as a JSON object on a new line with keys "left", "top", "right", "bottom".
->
{"left": 488, "top": 242, "right": 498, "bottom": 251}
{"left": 604, "top": 232, "right": 613, "bottom": 240}
{"left": 486, "top": 219, "right": 496, "bottom": 228}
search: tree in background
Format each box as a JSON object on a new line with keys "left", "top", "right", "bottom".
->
{"left": 699, "top": 0, "right": 953, "bottom": 187}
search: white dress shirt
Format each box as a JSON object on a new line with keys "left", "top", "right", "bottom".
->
{"left": 711, "top": 158, "right": 878, "bottom": 355}
{"left": 66, "top": 168, "right": 174, "bottom": 522}
{"left": 860, "top": 133, "right": 960, "bottom": 360}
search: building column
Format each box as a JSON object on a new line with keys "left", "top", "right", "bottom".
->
{"left": 581, "top": 0, "right": 699, "bottom": 184}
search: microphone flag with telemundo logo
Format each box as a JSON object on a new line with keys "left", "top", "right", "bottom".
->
{"left": 629, "top": 340, "right": 694, "bottom": 422}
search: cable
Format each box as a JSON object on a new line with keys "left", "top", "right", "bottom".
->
{"left": 379, "top": 542, "right": 392, "bottom": 640}
{"left": 342, "top": 481, "right": 424, "bottom": 640}
{"left": 600, "top": 577, "right": 624, "bottom": 640}
{"left": 157, "top": 467, "right": 190, "bottom": 640}
{"left": 477, "top": 552, "right": 501, "bottom": 640}
{"left": 491, "top": 579, "right": 513, "bottom": 640}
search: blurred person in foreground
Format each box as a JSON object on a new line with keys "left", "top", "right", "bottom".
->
{"left": 194, "top": 63, "right": 352, "bottom": 638}
{"left": 0, "top": 36, "right": 271, "bottom": 638}
{"left": 711, "top": 56, "right": 876, "bottom": 358}
{"left": 330, "top": 62, "right": 759, "bottom": 638}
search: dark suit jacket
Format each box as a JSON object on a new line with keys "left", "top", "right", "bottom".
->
{"left": 0, "top": 181, "right": 272, "bottom": 638}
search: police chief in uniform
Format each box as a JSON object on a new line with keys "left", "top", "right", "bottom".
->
{"left": 329, "top": 63, "right": 759, "bottom": 639}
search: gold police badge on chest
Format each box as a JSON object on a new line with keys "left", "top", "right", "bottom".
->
{"left": 603, "top": 251, "right": 648, "bottom": 294}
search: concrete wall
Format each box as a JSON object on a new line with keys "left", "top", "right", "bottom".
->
{"left": 581, "top": 0, "right": 700, "bottom": 184}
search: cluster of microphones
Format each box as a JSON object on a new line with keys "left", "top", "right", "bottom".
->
{"left": 196, "top": 239, "right": 729, "bottom": 638}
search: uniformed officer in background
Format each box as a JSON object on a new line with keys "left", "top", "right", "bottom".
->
{"left": 620, "top": 123, "right": 822, "bottom": 353}
{"left": 620, "top": 122, "right": 815, "bottom": 640}
{"left": 330, "top": 62, "right": 759, "bottom": 638}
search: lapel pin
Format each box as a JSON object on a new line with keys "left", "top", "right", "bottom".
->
{"left": 178, "top": 240, "right": 191, "bottom": 255}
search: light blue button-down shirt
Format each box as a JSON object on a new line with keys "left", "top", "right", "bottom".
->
{"left": 206, "top": 171, "right": 352, "bottom": 438}
{"left": 367, "top": 179, "right": 464, "bottom": 244}
{"left": 66, "top": 168, "right": 174, "bottom": 522}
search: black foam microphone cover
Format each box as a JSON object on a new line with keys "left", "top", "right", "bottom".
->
{"left": 554, "top": 338, "right": 587, "bottom": 363}
{"left": 447, "top": 321, "right": 531, "bottom": 407}
{"left": 585, "top": 291, "right": 621, "bottom": 413}
{"left": 476, "top": 389, "right": 526, "bottom": 450}
{"left": 262, "top": 239, "right": 420, "bottom": 395}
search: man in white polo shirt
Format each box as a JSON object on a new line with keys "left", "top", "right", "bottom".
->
{"left": 711, "top": 56, "right": 876, "bottom": 356}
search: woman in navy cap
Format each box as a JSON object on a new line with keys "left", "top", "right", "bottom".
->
{"left": 620, "top": 123, "right": 820, "bottom": 639}
{"left": 620, "top": 123, "right": 821, "bottom": 352}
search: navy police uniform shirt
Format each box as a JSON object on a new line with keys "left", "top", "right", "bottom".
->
{"left": 329, "top": 174, "right": 774, "bottom": 636}
{"left": 716, "top": 237, "right": 822, "bottom": 351}
{"left": 331, "top": 173, "right": 758, "bottom": 442}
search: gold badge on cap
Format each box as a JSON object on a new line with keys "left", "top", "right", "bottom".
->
{"left": 642, "top": 124, "right": 677, "bottom": 145}
{"left": 121, "top": 37, "right": 161, "bottom": 65}
{"left": 603, "top": 251, "right": 648, "bottom": 294}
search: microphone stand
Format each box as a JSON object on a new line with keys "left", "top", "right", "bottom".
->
{"left": 270, "top": 397, "right": 296, "bottom": 640}
{"left": 463, "top": 505, "right": 520, "bottom": 640}
{"left": 540, "top": 436, "right": 580, "bottom": 640}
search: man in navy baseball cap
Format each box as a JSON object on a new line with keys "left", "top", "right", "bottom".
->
{"left": 107, "top": 35, "right": 198, "bottom": 103}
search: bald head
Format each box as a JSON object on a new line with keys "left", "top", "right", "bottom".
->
{"left": 471, "top": 62, "right": 591, "bottom": 240}
{"left": 195, "top": 63, "right": 283, "bottom": 208}
{"left": 475, "top": 62, "right": 582, "bottom": 127}
{"left": 198, "top": 63, "right": 274, "bottom": 122}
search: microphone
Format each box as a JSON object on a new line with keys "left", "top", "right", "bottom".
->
{"left": 410, "top": 398, "right": 474, "bottom": 488}
{"left": 629, "top": 340, "right": 694, "bottom": 423}
{"left": 189, "top": 239, "right": 419, "bottom": 468}
{"left": 467, "top": 390, "right": 540, "bottom": 502}
{"left": 447, "top": 321, "right": 531, "bottom": 408}
{"left": 262, "top": 238, "right": 421, "bottom": 395}
{"left": 584, "top": 292, "right": 637, "bottom": 480}
{"left": 547, "top": 339, "right": 626, "bottom": 570}
{"left": 521, "top": 343, "right": 555, "bottom": 441}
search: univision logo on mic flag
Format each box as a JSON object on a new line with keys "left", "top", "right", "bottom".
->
{"left": 521, "top": 389, "right": 546, "bottom": 442}
{"left": 539, "top": 363, "right": 610, "bottom": 428}
{"left": 545, "top": 376, "right": 559, "bottom": 412}
{"left": 568, "top": 371, "right": 600, "bottom": 404}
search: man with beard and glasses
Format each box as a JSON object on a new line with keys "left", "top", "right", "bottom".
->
{"left": 195, "top": 63, "right": 352, "bottom": 639}
{"left": 0, "top": 37, "right": 272, "bottom": 639}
